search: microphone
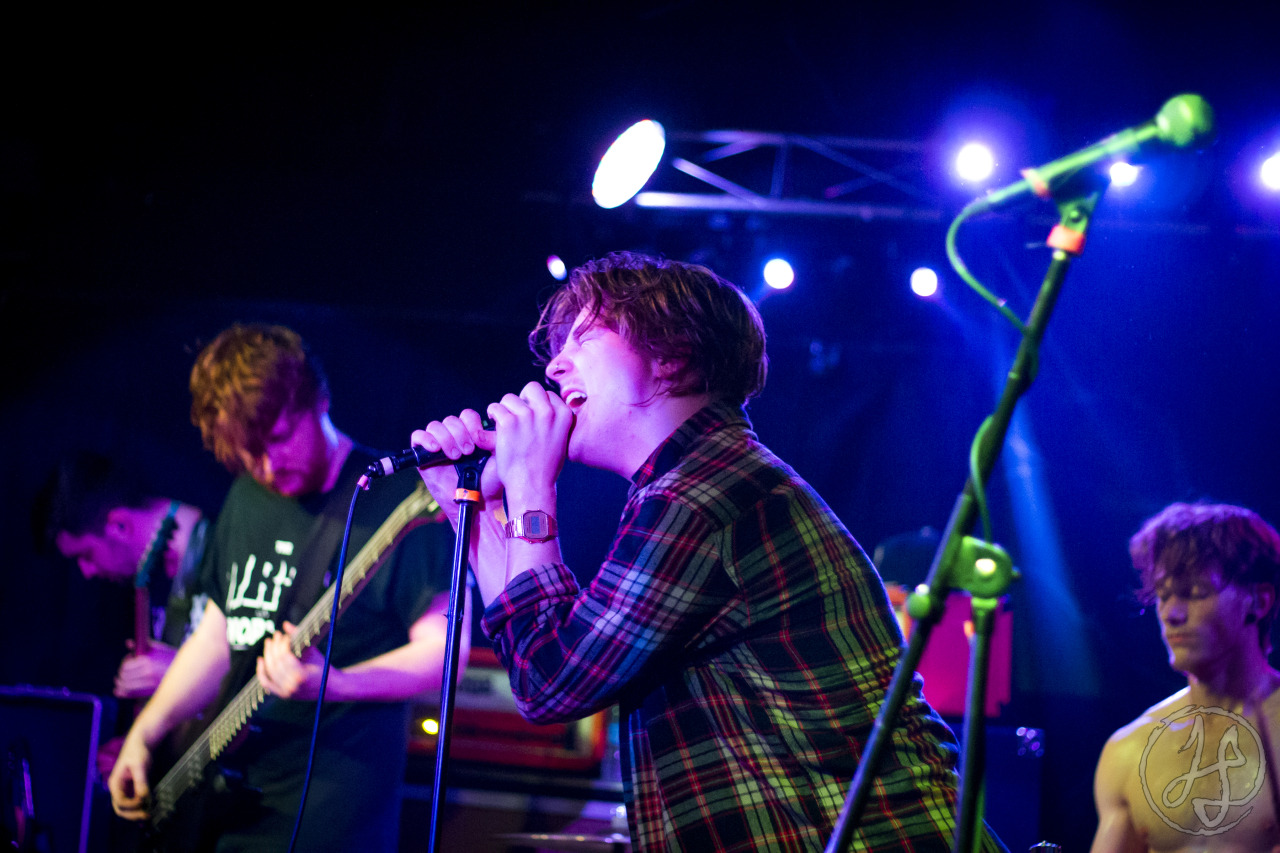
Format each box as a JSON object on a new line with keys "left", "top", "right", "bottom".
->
{"left": 359, "top": 445, "right": 491, "bottom": 488}
{"left": 360, "top": 412, "right": 497, "bottom": 488}
{"left": 964, "top": 93, "right": 1215, "bottom": 216}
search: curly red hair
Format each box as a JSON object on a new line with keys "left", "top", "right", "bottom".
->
{"left": 189, "top": 323, "right": 328, "bottom": 474}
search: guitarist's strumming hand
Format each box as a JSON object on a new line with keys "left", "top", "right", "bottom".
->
{"left": 114, "top": 639, "right": 178, "bottom": 699}
{"left": 108, "top": 728, "right": 153, "bottom": 820}
{"left": 257, "top": 622, "right": 328, "bottom": 701}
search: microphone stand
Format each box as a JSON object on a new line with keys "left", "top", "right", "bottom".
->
{"left": 825, "top": 177, "right": 1108, "bottom": 853}
{"left": 427, "top": 454, "right": 488, "bottom": 853}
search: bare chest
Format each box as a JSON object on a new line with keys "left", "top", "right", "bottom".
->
{"left": 1125, "top": 708, "right": 1280, "bottom": 851}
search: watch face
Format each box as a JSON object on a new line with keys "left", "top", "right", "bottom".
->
{"left": 524, "top": 511, "right": 550, "bottom": 539}
{"left": 507, "top": 510, "right": 556, "bottom": 542}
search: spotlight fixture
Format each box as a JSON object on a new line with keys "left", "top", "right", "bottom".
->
{"left": 1108, "top": 161, "right": 1140, "bottom": 188}
{"left": 1261, "top": 152, "right": 1280, "bottom": 191}
{"left": 910, "top": 267, "right": 939, "bottom": 298}
{"left": 592, "top": 119, "right": 666, "bottom": 208}
{"left": 762, "top": 258, "right": 795, "bottom": 290}
{"left": 955, "top": 143, "right": 995, "bottom": 183}
{"left": 546, "top": 255, "right": 568, "bottom": 281}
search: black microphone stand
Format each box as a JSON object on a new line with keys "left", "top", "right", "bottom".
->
{"left": 427, "top": 453, "right": 488, "bottom": 853}
{"left": 825, "top": 176, "right": 1108, "bottom": 853}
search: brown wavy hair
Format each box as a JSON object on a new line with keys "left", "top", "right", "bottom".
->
{"left": 1131, "top": 502, "right": 1280, "bottom": 650}
{"left": 189, "top": 323, "right": 328, "bottom": 473}
{"left": 529, "top": 252, "right": 768, "bottom": 404}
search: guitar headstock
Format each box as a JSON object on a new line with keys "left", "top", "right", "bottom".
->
{"left": 135, "top": 501, "right": 180, "bottom": 590}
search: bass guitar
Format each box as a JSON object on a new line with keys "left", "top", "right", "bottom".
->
{"left": 140, "top": 483, "right": 439, "bottom": 849}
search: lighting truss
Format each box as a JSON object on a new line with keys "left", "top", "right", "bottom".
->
{"left": 622, "top": 128, "right": 1273, "bottom": 238}
{"left": 632, "top": 130, "right": 946, "bottom": 222}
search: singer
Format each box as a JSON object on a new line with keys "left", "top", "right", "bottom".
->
{"left": 412, "top": 252, "right": 1006, "bottom": 852}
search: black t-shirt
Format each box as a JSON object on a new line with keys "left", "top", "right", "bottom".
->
{"left": 200, "top": 447, "right": 454, "bottom": 852}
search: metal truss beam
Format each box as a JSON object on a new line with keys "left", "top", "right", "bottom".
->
{"left": 626, "top": 129, "right": 1278, "bottom": 238}
{"left": 632, "top": 130, "right": 945, "bottom": 221}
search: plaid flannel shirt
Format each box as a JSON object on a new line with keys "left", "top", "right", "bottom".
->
{"left": 483, "top": 402, "right": 968, "bottom": 851}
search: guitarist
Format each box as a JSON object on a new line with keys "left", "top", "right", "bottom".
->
{"left": 108, "top": 323, "right": 463, "bottom": 852}
{"left": 37, "top": 450, "right": 211, "bottom": 776}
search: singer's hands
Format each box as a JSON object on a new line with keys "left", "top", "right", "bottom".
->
{"left": 484, "top": 381, "right": 574, "bottom": 508}
{"left": 410, "top": 382, "right": 574, "bottom": 507}
{"left": 411, "top": 408, "right": 499, "bottom": 504}
{"left": 413, "top": 383, "right": 572, "bottom": 604}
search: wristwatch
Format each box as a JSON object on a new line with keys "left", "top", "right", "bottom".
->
{"left": 504, "top": 509, "right": 558, "bottom": 543}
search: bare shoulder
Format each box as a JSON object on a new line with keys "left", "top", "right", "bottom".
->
{"left": 1095, "top": 689, "right": 1193, "bottom": 804}
{"left": 1106, "top": 688, "right": 1193, "bottom": 750}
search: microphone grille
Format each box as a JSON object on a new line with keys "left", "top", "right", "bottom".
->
{"left": 1155, "top": 93, "right": 1216, "bottom": 149}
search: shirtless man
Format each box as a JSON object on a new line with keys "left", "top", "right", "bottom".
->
{"left": 1091, "top": 502, "right": 1280, "bottom": 852}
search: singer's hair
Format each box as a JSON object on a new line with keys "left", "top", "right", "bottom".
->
{"left": 32, "top": 450, "right": 156, "bottom": 545}
{"left": 189, "top": 323, "right": 329, "bottom": 474}
{"left": 1131, "top": 502, "right": 1280, "bottom": 652}
{"left": 529, "top": 251, "right": 768, "bottom": 404}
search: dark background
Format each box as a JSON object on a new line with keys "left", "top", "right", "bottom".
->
{"left": 3, "top": 4, "right": 1278, "bottom": 851}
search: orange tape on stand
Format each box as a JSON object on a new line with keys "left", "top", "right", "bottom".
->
{"left": 1020, "top": 167, "right": 1052, "bottom": 200}
{"left": 1046, "top": 224, "right": 1087, "bottom": 255}
{"left": 454, "top": 488, "right": 483, "bottom": 503}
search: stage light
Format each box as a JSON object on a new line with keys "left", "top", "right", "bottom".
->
{"left": 910, "top": 267, "right": 939, "bottom": 298}
{"left": 762, "top": 258, "right": 795, "bottom": 290}
{"left": 1109, "top": 161, "right": 1140, "bottom": 187}
{"left": 421, "top": 717, "right": 439, "bottom": 736}
{"left": 546, "top": 255, "right": 568, "bottom": 280}
{"left": 592, "top": 119, "right": 666, "bottom": 208}
{"left": 955, "top": 143, "right": 995, "bottom": 183}
{"left": 1261, "top": 152, "right": 1280, "bottom": 191}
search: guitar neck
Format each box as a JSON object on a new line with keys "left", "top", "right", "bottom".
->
{"left": 147, "top": 484, "right": 439, "bottom": 827}
{"left": 134, "top": 588, "right": 152, "bottom": 655}
{"left": 133, "top": 505, "right": 178, "bottom": 655}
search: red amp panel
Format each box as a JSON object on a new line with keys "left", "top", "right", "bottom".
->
{"left": 409, "top": 647, "right": 609, "bottom": 772}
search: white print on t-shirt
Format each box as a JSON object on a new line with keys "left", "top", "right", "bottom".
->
{"left": 224, "top": 553, "right": 297, "bottom": 648}
{"left": 227, "top": 553, "right": 297, "bottom": 613}
{"left": 227, "top": 615, "right": 278, "bottom": 647}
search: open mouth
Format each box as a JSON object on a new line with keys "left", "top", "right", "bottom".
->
{"left": 563, "top": 390, "right": 587, "bottom": 411}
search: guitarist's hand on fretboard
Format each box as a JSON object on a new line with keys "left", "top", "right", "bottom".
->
{"left": 115, "top": 639, "right": 178, "bottom": 699}
{"left": 256, "top": 621, "right": 329, "bottom": 701}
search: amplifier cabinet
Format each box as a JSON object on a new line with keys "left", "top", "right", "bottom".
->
{"left": 0, "top": 685, "right": 102, "bottom": 853}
